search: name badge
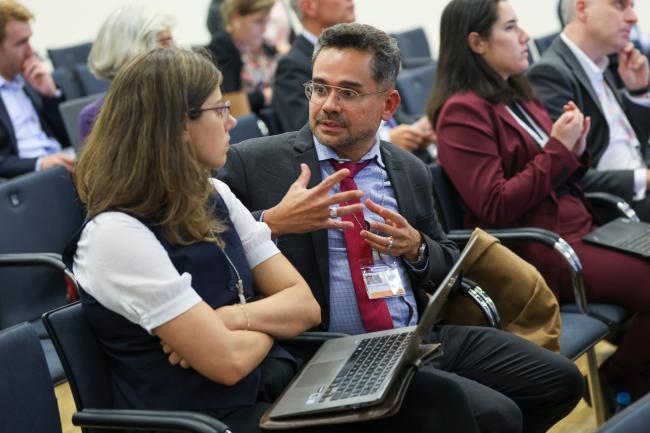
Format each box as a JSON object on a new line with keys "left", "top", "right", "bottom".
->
{"left": 361, "top": 264, "right": 406, "bottom": 299}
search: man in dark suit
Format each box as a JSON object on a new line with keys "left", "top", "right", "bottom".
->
{"left": 0, "top": 0, "right": 72, "bottom": 179}
{"left": 271, "top": 0, "right": 435, "bottom": 159}
{"left": 528, "top": 0, "right": 650, "bottom": 220}
{"left": 222, "top": 22, "right": 582, "bottom": 433}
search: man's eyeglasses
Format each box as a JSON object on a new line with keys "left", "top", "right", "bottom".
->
{"left": 188, "top": 100, "right": 231, "bottom": 119}
{"left": 303, "top": 81, "right": 387, "bottom": 105}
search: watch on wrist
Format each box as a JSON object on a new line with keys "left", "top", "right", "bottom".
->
{"left": 409, "top": 242, "right": 427, "bottom": 264}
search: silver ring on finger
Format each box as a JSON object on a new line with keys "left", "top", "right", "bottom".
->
{"left": 329, "top": 206, "right": 338, "bottom": 219}
{"left": 387, "top": 236, "right": 394, "bottom": 249}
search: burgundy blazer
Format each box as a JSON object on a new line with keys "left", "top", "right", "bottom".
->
{"left": 436, "top": 90, "right": 593, "bottom": 291}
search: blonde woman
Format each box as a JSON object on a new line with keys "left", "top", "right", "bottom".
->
{"left": 77, "top": 5, "right": 175, "bottom": 143}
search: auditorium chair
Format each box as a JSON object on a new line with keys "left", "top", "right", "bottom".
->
{"left": 595, "top": 392, "right": 650, "bottom": 433}
{"left": 58, "top": 93, "right": 104, "bottom": 150}
{"left": 0, "top": 166, "right": 85, "bottom": 383}
{"left": 428, "top": 163, "right": 631, "bottom": 426}
{"left": 390, "top": 27, "right": 435, "bottom": 69}
{"left": 395, "top": 62, "right": 437, "bottom": 117}
{"left": 47, "top": 42, "right": 92, "bottom": 70}
{"left": 0, "top": 322, "right": 229, "bottom": 433}
{"left": 230, "top": 113, "right": 268, "bottom": 144}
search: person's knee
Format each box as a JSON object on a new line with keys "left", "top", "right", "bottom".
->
{"left": 474, "top": 394, "right": 522, "bottom": 433}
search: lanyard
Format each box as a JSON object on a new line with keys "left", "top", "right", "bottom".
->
{"left": 506, "top": 103, "right": 549, "bottom": 148}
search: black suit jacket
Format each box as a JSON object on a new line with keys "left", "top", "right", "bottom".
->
{"left": 271, "top": 35, "right": 314, "bottom": 133}
{"left": 219, "top": 125, "right": 459, "bottom": 330}
{"left": 0, "top": 84, "right": 69, "bottom": 178}
{"left": 528, "top": 37, "right": 650, "bottom": 202}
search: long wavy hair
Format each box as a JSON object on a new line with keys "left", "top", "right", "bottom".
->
{"left": 75, "top": 48, "right": 227, "bottom": 246}
{"left": 427, "top": 0, "right": 534, "bottom": 126}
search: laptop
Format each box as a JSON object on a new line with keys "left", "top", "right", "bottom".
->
{"left": 269, "top": 235, "right": 478, "bottom": 419}
{"left": 582, "top": 217, "right": 650, "bottom": 259}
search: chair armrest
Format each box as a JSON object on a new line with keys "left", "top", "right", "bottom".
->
{"left": 73, "top": 409, "right": 231, "bottom": 433}
{"left": 459, "top": 278, "right": 501, "bottom": 329}
{"left": 585, "top": 192, "right": 639, "bottom": 222}
{"left": 447, "top": 228, "right": 590, "bottom": 314}
{"left": 0, "top": 252, "right": 79, "bottom": 293}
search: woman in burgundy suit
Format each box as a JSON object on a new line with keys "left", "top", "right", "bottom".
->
{"left": 429, "top": 0, "right": 650, "bottom": 402}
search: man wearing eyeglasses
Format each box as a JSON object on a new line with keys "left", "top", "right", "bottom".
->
{"left": 220, "top": 22, "right": 582, "bottom": 433}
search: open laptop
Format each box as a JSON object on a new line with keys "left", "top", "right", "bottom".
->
{"left": 269, "top": 235, "right": 478, "bottom": 419}
{"left": 582, "top": 217, "right": 650, "bottom": 259}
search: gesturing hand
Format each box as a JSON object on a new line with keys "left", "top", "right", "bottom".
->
{"left": 360, "top": 198, "right": 422, "bottom": 262}
{"left": 263, "top": 163, "right": 365, "bottom": 237}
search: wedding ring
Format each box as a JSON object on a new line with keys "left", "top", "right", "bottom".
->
{"left": 329, "top": 206, "right": 338, "bottom": 219}
{"left": 387, "top": 236, "right": 394, "bottom": 249}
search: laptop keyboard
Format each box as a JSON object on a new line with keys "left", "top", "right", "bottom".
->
{"left": 319, "top": 332, "right": 414, "bottom": 403}
{"left": 616, "top": 232, "right": 650, "bottom": 252}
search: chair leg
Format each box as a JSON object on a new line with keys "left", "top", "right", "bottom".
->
{"left": 586, "top": 347, "right": 606, "bottom": 426}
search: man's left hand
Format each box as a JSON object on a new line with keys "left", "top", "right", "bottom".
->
{"left": 618, "top": 42, "right": 650, "bottom": 94}
{"left": 22, "top": 56, "right": 57, "bottom": 97}
{"left": 360, "top": 198, "right": 422, "bottom": 261}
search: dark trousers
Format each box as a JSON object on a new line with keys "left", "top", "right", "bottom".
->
{"left": 428, "top": 325, "right": 583, "bottom": 433}
{"left": 217, "top": 325, "right": 582, "bottom": 433}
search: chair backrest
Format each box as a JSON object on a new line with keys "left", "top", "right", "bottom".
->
{"left": 58, "top": 93, "right": 104, "bottom": 151}
{"left": 74, "top": 64, "right": 110, "bottom": 96}
{"left": 390, "top": 27, "right": 432, "bottom": 62}
{"left": 395, "top": 62, "right": 437, "bottom": 117}
{"left": 52, "top": 67, "right": 84, "bottom": 100}
{"left": 429, "top": 164, "right": 464, "bottom": 232}
{"left": 230, "top": 113, "right": 267, "bottom": 144}
{"left": 596, "top": 393, "right": 650, "bottom": 433}
{"left": 0, "top": 166, "right": 85, "bottom": 329}
{"left": 43, "top": 302, "right": 114, "bottom": 413}
{"left": 0, "top": 323, "right": 62, "bottom": 433}
{"left": 47, "top": 42, "right": 92, "bottom": 70}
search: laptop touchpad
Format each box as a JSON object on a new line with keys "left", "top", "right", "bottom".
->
{"left": 295, "top": 361, "right": 344, "bottom": 388}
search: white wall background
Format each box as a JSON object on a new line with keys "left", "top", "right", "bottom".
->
{"left": 21, "top": 0, "right": 650, "bottom": 61}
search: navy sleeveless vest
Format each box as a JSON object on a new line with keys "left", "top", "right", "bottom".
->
{"left": 66, "top": 195, "right": 293, "bottom": 411}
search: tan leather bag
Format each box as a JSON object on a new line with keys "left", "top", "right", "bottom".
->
{"left": 441, "top": 228, "right": 562, "bottom": 352}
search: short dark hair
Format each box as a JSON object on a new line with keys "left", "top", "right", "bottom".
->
{"left": 313, "top": 23, "right": 401, "bottom": 89}
{"left": 427, "top": 0, "right": 534, "bottom": 126}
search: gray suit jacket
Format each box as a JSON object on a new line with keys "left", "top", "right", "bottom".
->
{"left": 528, "top": 36, "right": 650, "bottom": 202}
{"left": 218, "top": 125, "right": 459, "bottom": 330}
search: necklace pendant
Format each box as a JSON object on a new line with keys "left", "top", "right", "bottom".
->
{"left": 237, "top": 279, "right": 246, "bottom": 304}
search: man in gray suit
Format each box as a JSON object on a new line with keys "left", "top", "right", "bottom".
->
{"left": 221, "top": 22, "right": 582, "bottom": 433}
{"left": 528, "top": 0, "right": 650, "bottom": 220}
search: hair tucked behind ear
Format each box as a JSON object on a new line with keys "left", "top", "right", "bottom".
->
{"left": 75, "top": 48, "right": 226, "bottom": 247}
{"left": 427, "top": 0, "right": 534, "bottom": 127}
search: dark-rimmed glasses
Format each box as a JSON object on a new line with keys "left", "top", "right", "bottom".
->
{"left": 189, "top": 100, "right": 231, "bottom": 119}
{"left": 303, "top": 81, "right": 388, "bottom": 106}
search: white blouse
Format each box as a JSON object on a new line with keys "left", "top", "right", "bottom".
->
{"left": 73, "top": 179, "right": 279, "bottom": 334}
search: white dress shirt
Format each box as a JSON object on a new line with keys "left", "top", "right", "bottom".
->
{"left": 73, "top": 179, "right": 279, "bottom": 334}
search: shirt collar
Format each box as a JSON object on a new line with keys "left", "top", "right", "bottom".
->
{"left": 0, "top": 74, "right": 25, "bottom": 91}
{"left": 301, "top": 29, "right": 318, "bottom": 46}
{"left": 313, "top": 133, "right": 386, "bottom": 168}
{"left": 560, "top": 32, "right": 609, "bottom": 81}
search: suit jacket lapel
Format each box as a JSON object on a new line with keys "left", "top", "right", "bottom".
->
{"left": 295, "top": 35, "right": 315, "bottom": 59}
{"left": 553, "top": 38, "right": 606, "bottom": 116}
{"left": 292, "top": 126, "right": 331, "bottom": 307}
{"left": 380, "top": 142, "right": 415, "bottom": 221}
